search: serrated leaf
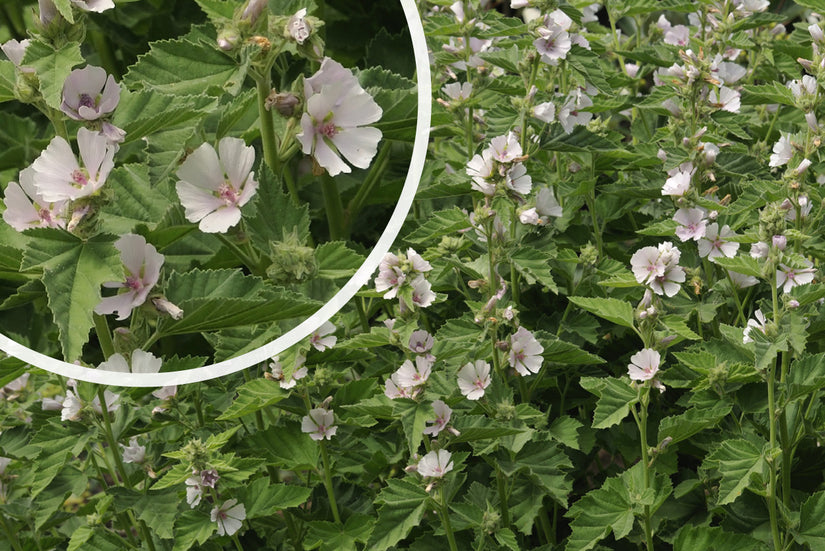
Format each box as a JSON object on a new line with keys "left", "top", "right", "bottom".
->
{"left": 136, "top": 491, "right": 179, "bottom": 539}
{"left": 661, "top": 316, "right": 701, "bottom": 341}
{"left": 497, "top": 439, "right": 572, "bottom": 507}
{"left": 536, "top": 331, "right": 605, "bottom": 366}
{"left": 241, "top": 477, "right": 311, "bottom": 519}
{"left": 21, "top": 231, "right": 120, "bottom": 361}
{"left": 173, "top": 510, "right": 216, "bottom": 551}
{"left": 216, "top": 378, "right": 287, "bottom": 420}
{"left": 511, "top": 247, "right": 558, "bottom": 293}
{"left": 368, "top": 479, "right": 429, "bottom": 551}
{"left": 124, "top": 34, "right": 242, "bottom": 96}
{"left": 797, "top": 490, "right": 825, "bottom": 547}
{"left": 740, "top": 83, "right": 796, "bottom": 106}
{"left": 112, "top": 89, "right": 216, "bottom": 143}
{"left": 241, "top": 422, "right": 319, "bottom": 470}
{"left": 21, "top": 40, "right": 84, "bottom": 110}
{"left": 0, "top": 61, "right": 16, "bottom": 103}
{"left": 548, "top": 416, "right": 585, "bottom": 450}
{"left": 306, "top": 514, "right": 375, "bottom": 551}
{"left": 580, "top": 377, "right": 638, "bottom": 429}
{"left": 568, "top": 296, "right": 635, "bottom": 329}
{"left": 316, "top": 241, "right": 365, "bottom": 279}
{"left": 712, "top": 255, "right": 763, "bottom": 279}
{"left": 246, "top": 165, "right": 311, "bottom": 248}
{"left": 785, "top": 353, "right": 825, "bottom": 404}
{"left": 194, "top": 0, "right": 235, "bottom": 21}
{"left": 405, "top": 208, "right": 469, "bottom": 245}
{"left": 393, "top": 399, "right": 429, "bottom": 455}
{"left": 67, "top": 525, "right": 94, "bottom": 551}
{"left": 99, "top": 164, "right": 170, "bottom": 234}
{"left": 674, "top": 525, "right": 768, "bottom": 551}
{"left": 565, "top": 477, "right": 635, "bottom": 551}
{"left": 705, "top": 438, "right": 767, "bottom": 506}
{"left": 658, "top": 404, "right": 732, "bottom": 445}
{"left": 450, "top": 415, "right": 525, "bottom": 444}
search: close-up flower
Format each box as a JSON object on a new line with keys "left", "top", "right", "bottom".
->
{"left": 508, "top": 327, "right": 544, "bottom": 376}
{"left": 2, "top": 166, "right": 69, "bottom": 231}
{"left": 457, "top": 360, "right": 491, "bottom": 400}
{"left": 60, "top": 65, "right": 121, "bottom": 121}
{"left": 697, "top": 223, "right": 739, "bottom": 260}
{"left": 99, "top": 349, "right": 162, "bottom": 373}
{"left": 297, "top": 57, "right": 383, "bottom": 176}
{"left": 417, "top": 449, "right": 453, "bottom": 478}
{"left": 95, "top": 234, "right": 164, "bottom": 321}
{"left": 395, "top": 356, "right": 433, "bottom": 388}
{"left": 301, "top": 407, "right": 337, "bottom": 440}
{"left": 423, "top": 400, "right": 452, "bottom": 437}
{"left": 310, "top": 321, "right": 337, "bottom": 351}
{"left": 175, "top": 137, "right": 258, "bottom": 233}
{"left": 211, "top": 499, "right": 246, "bottom": 537}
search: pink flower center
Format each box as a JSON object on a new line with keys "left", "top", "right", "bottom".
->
{"left": 218, "top": 183, "right": 238, "bottom": 205}
{"left": 125, "top": 275, "right": 142, "bottom": 291}
{"left": 787, "top": 271, "right": 796, "bottom": 281}
{"left": 474, "top": 379, "right": 485, "bottom": 389}
{"left": 317, "top": 122, "right": 337, "bottom": 139}
{"left": 71, "top": 169, "right": 89, "bottom": 188}
{"left": 39, "top": 208, "right": 53, "bottom": 224}
{"left": 79, "top": 93, "right": 96, "bottom": 109}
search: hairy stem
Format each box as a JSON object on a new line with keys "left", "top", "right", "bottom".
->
{"left": 319, "top": 441, "right": 342, "bottom": 524}
{"left": 321, "top": 173, "right": 346, "bottom": 241}
{"left": 439, "top": 486, "right": 459, "bottom": 551}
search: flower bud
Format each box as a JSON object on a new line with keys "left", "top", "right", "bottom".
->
{"left": 772, "top": 235, "right": 787, "bottom": 250}
{"left": 217, "top": 28, "right": 240, "bottom": 51}
{"left": 810, "top": 23, "right": 825, "bottom": 43}
{"left": 241, "top": 0, "right": 267, "bottom": 25}
{"left": 788, "top": 299, "right": 800, "bottom": 309}
{"left": 265, "top": 91, "right": 301, "bottom": 117}
{"left": 267, "top": 231, "right": 317, "bottom": 285}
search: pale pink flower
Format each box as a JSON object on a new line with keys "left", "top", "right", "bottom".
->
{"left": 558, "top": 90, "right": 593, "bottom": 134}
{"left": 269, "top": 354, "right": 307, "bottom": 389}
{"left": 488, "top": 132, "right": 522, "bottom": 163}
{"left": 777, "top": 260, "right": 816, "bottom": 293}
{"left": 697, "top": 223, "right": 739, "bottom": 261}
{"left": 298, "top": 58, "right": 382, "bottom": 176}
{"left": 408, "top": 330, "right": 434, "bottom": 355}
{"left": 95, "top": 234, "right": 164, "bottom": 321}
{"left": 664, "top": 25, "right": 689, "bottom": 46}
{"left": 788, "top": 75, "right": 817, "bottom": 99}
{"left": 301, "top": 408, "right": 337, "bottom": 441}
{"left": 628, "top": 348, "right": 665, "bottom": 392}
{"left": 211, "top": 499, "right": 246, "bottom": 536}
{"left": 457, "top": 360, "right": 491, "bottom": 400}
{"left": 532, "top": 101, "right": 555, "bottom": 123}
{"left": 673, "top": 207, "right": 707, "bottom": 242}
{"left": 509, "top": 327, "right": 543, "bottom": 376}
{"left": 1, "top": 39, "right": 30, "bottom": 67}
{"left": 2, "top": 166, "right": 68, "bottom": 231}
{"left": 649, "top": 262, "right": 685, "bottom": 297}
{"left": 185, "top": 475, "right": 203, "bottom": 507}
{"left": 60, "top": 66, "right": 120, "bottom": 121}
{"left": 287, "top": 8, "right": 310, "bottom": 44}
{"left": 120, "top": 437, "right": 145, "bottom": 464}
{"left": 729, "top": 270, "right": 758, "bottom": 288}
{"left": 152, "top": 385, "right": 177, "bottom": 401}
{"left": 418, "top": 449, "right": 453, "bottom": 478}
{"left": 99, "top": 349, "right": 162, "bottom": 373}
{"left": 423, "top": 400, "right": 452, "bottom": 437}
{"left": 175, "top": 137, "right": 258, "bottom": 233}
{"left": 743, "top": 309, "right": 768, "bottom": 343}
{"left": 375, "top": 252, "right": 405, "bottom": 298}
{"left": 442, "top": 82, "right": 472, "bottom": 101}
{"left": 466, "top": 150, "right": 496, "bottom": 195}
{"left": 61, "top": 390, "right": 82, "bottom": 421}
{"left": 708, "top": 86, "right": 740, "bottom": 113}
{"left": 520, "top": 207, "right": 540, "bottom": 225}
{"left": 91, "top": 390, "right": 120, "bottom": 414}
{"left": 70, "top": 0, "right": 115, "bottom": 12}
{"left": 310, "top": 321, "right": 337, "bottom": 351}
{"left": 631, "top": 246, "right": 665, "bottom": 285}
{"left": 32, "top": 127, "right": 116, "bottom": 202}
{"left": 410, "top": 276, "right": 436, "bottom": 308}
{"left": 505, "top": 163, "right": 532, "bottom": 195}
{"left": 534, "top": 24, "right": 571, "bottom": 64}
{"left": 661, "top": 168, "right": 691, "bottom": 197}
{"left": 536, "top": 187, "right": 563, "bottom": 221}
{"left": 750, "top": 241, "right": 770, "bottom": 259}
{"left": 384, "top": 372, "right": 417, "bottom": 399}
{"left": 395, "top": 356, "right": 432, "bottom": 388}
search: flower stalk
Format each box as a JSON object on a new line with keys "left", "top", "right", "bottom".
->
{"left": 319, "top": 441, "right": 342, "bottom": 524}
{"left": 438, "top": 486, "right": 459, "bottom": 551}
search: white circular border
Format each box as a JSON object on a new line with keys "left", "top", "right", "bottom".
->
{"left": 0, "top": 0, "right": 432, "bottom": 387}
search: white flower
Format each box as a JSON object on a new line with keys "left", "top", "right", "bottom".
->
{"left": 769, "top": 135, "right": 793, "bottom": 167}
{"left": 211, "top": 499, "right": 246, "bottom": 537}
{"left": 664, "top": 25, "right": 689, "bottom": 46}
{"left": 632, "top": 242, "right": 685, "bottom": 297}
{"left": 457, "top": 360, "right": 491, "bottom": 400}
{"left": 301, "top": 408, "right": 337, "bottom": 441}
{"left": 536, "top": 187, "right": 563, "bottom": 221}
{"left": 534, "top": 23, "right": 571, "bottom": 65}
{"left": 776, "top": 260, "right": 816, "bottom": 293}
{"left": 2, "top": 166, "right": 69, "bottom": 231}
{"left": 61, "top": 390, "right": 83, "bottom": 421}
{"left": 505, "top": 163, "right": 531, "bottom": 195}
{"left": 423, "top": 400, "right": 452, "bottom": 437}
{"left": 409, "top": 276, "right": 436, "bottom": 309}
{"left": 508, "top": 327, "right": 543, "bottom": 376}
{"left": 60, "top": 65, "right": 121, "bottom": 121}
{"left": 384, "top": 372, "right": 417, "bottom": 399}
{"left": 729, "top": 270, "right": 758, "bottom": 289}
{"left": 95, "top": 234, "right": 164, "bottom": 321}
{"left": 1, "top": 39, "right": 30, "bottom": 67}
{"left": 310, "top": 321, "right": 337, "bottom": 351}
{"left": 558, "top": 91, "right": 593, "bottom": 134}
{"left": 697, "top": 223, "right": 739, "bottom": 261}
{"left": 269, "top": 354, "right": 307, "bottom": 389}
{"left": 152, "top": 385, "right": 177, "bottom": 401}
{"left": 120, "top": 437, "right": 145, "bottom": 464}
{"left": 185, "top": 475, "right": 202, "bottom": 507}
{"left": 417, "top": 449, "right": 453, "bottom": 478}
{"left": 466, "top": 150, "right": 496, "bottom": 195}
{"left": 297, "top": 58, "right": 383, "bottom": 176}
{"left": 628, "top": 348, "right": 665, "bottom": 392}
{"left": 750, "top": 241, "right": 770, "bottom": 259}
{"left": 287, "top": 8, "right": 310, "bottom": 44}
{"left": 519, "top": 207, "right": 540, "bottom": 225}
{"left": 442, "top": 82, "right": 472, "bottom": 101}
{"left": 631, "top": 246, "right": 665, "bottom": 285}
{"left": 175, "top": 137, "right": 258, "bottom": 233}
{"left": 673, "top": 207, "right": 707, "bottom": 242}
{"left": 708, "top": 86, "right": 740, "bottom": 113}
{"left": 661, "top": 168, "right": 692, "bottom": 197}
{"left": 488, "top": 132, "right": 522, "bottom": 163}
{"left": 395, "top": 356, "right": 433, "bottom": 388}
{"left": 99, "top": 349, "right": 162, "bottom": 374}
{"left": 743, "top": 309, "right": 768, "bottom": 343}
{"left": 408, "top": 329, "right": 434, "bottom": 356}
{"left": 91, "top": 390, "right": 120, "bottom": 415}
{"left": 532, "top": 101, "right": 555, "bottom": 123}
{"left": 32, "top": 127, "right": 117, "bottom": 202}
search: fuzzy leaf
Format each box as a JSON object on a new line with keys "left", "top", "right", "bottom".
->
{"left": 568, "top": 296, "right": 636, "bottom": 329}
{"left": 797, "top": 490, "right": 825, "bottom": 548}
{"left": 306, "top": 514, "right": 376, "bottom": 551}
{"left": 579, "top": 377, "right": 638, "bottom": 429}
{"left": 712, "top": 256, "right": 763, "bottom": 279}
{"left": 242, "top": 422, "right": 319, "bottom": 470}
{"left": 21, "top": 40, "right": 84, "bottom": 110}
{"left": 510, "top": 247, "right": 558, "bottom": 293}
{"left": 658, "top": 403, "right": 732, "bottom": 445}
{"left": 99, "top": 164, "right": 171, "bottom": 234}
{"left": 217, "top": 378, "right": 287, "bottom": 420}
{"left": 112, "top": 89, "right": 216, "bottom": 143}
{"left": 786, "top": 353, "right": 825, "bottom": 404}
{"left": 705, "top": 438, "right": 768, "bottom": 506}
{"left": 674, "top": 525, "right": 768, "bottom": 551}
{"left": 497, "top": 439, "right": 572, "bottom": 507}
{"left": 316, "top": 241, "right": 365, "bottom": 279}
{"left": 565, "top": 476, "right": 635, "bottom": 551}
{"left": 241, "top": 477, "right": 311, "bottom": 519}
{"left": 405, "top": 208, "right": 469, "bottom": 245}
{"left": 173, "top": 510, "right": 216, "bottom": 551}
{"left": 368, "top": 479, "right": 429, "bottom": 551}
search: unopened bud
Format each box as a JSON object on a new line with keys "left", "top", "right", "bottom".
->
{"left": 217, "top": 29, "right": 240, "bottom": 51}
{"left": 788, "top": 299, "right": 800, "bottom": 309}
{"left": 265, "top": 91, "right": 301, "bottom": 117}
{"left": 153, "top": 297, "right": 184, "bottom": 320}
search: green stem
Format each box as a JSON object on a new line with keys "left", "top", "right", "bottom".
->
{"left": 319, "top": 441, "right": 342, "bottom": 524}
{"left": 255, "top": 74, "right": 290, "bottom": 195}
{"left": 284, "top": 511, "right": 305, "bottom": 551}
{"left": 94, "top": 313, "right": 115, "bottom": 358}
{"left": 585, "top": 188, "right": 603, "bottom": 259}
{"left": 725, "top": 270, "right": 747, "bottom": 325}
{"left": 638, "top": 392, "right": 655, "bottom": 551}
{"left": 194, "top": 383, "right": 205, "bottom": 428}
{"left": 767, "top": 363, "right": 782, "bottom": 551}
{"left": 356, "top": 299, "right": 370, "bottom": 333}
{"left": 466, "top": 106, "right": 474, "bottom": 159}
{"left": 217, "top": 233, "right": 262, "bottom": 275}
{"left": 439, "top": 486, "right": 459, "bottom": 551}
{"left": 51, "top": 111, "right": 69, "bottom": 141}
{"left": 509, "top": 208, "right": 521, "bottom": 307}
{"left": 321, "top": 173, "right": 346, "bottom": 241}
{"left": 231, "top": 534, "right": 245, "bottom": 551}
{"left": 779, "top": 352, "right": 791, "bottom": 509}
{"left": 496, "top": 464, "right": 511, "bottom": 529}
{"left": 520, "top": 57, "right": 541, "bottom": 152}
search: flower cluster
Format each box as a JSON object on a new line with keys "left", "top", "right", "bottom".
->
{"left": 374, "top": 248, "right": 436, "bottom": 310}
{"left": 631, "top": 242, "right": 686, "bottom": 297}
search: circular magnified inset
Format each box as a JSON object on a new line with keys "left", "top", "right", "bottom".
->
{"left": 0, "top": 0, "right": 431, "bottom": 387}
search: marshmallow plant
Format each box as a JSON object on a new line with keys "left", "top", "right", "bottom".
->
{"left": 3, "top": 1, "right": 825, "bottom": 551}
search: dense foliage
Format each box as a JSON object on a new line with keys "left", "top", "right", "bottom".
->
{"left": 2, "top": 0, "right": 825, "bottom": 550}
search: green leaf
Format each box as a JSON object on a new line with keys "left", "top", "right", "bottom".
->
{"left": 136, "top": 491, "right": 179, "bottom": 539}
{"left": 194, "top": 0, "right": 235, "bottom": 21}
{"left": 786, "top": 353, "right": 825, "bottom": 404}
{"left": 393, "top": 399, "right": 430, "bottom": 455}
{"left": 99, "top": 164, "right": 171, "bottom": 234}
{"left": 241, "top": 478, "right": 311, "bottom": 519}
{"left": 21, "top": 40, "right": 84, "bottom": 109}
{"left": 21, "top": 231, "right": 121, "bottom": 361}
{"left": 495, "top": 528, "right": 520, "bottom": 551}
{"left": 173, "top": 510, "right": 216, "bottom": 551}
{"left": 510, "top": 247, "right": 558, "bottom": 293}
{"left": 246, "top": 165, "right": 311, "bottom": 248}
{"left": 536, "top": 331, "right": 606, "bottom": 366}
{"left": 242, "top": 422, "right": 319, "bottom": 470}
{"left": 217, "top": 378, "right": 287, "bottom": 420}
{"left": 705, "top": 438, "right": 767, "bottom": 506}
{"left": 306, "top": 514, "right": 376, "bottom": 551}
{"left": 497, "top": 439, "right": 572, "bottom": 507}
{"left": 637, "top": 219, "right": 679, "bottom": 237}
{"left": 712, "top": 256, "right": 763, "bottom": 279}
{"left": 367, "top": 479, "right": 429, "bottom": 551}
{"left": 316, "top": 241, "right": 365, "bottom": 279}
{"left": 568, "top": 296, "right": 636, "bottom": 329}
{"left": 0, "top": 61, "right": 16, "bottom": 103}
{"left": 112, "top": 89, "right": 216, "bottom": 143}
{"left": 124, "top": 34, "right": 243, "bottom": 96}
{"left": 740, "top": 83, "right": 796, "bottom": 107}
{"left": 67, "top": 525, "right": 94, "bottom": 551}
{"left": 405, "top": 208, "right": 469, "bottom": 245}
{"left": 674, "top": 525, "right": 768, "bottom": 551}
{"left": 661, "top": 316, "right": 701, "bottom": 341}
{"left": 579, "top": 377, "right": 638, "bottom": 430}
{"left": 565, "top": 476, "right": 635, "bottom": 551}
{"left": 658, "top": 404, "right": 732, "bottom": 446}
{"left": 450, "top": 415, "right": 525, "bottom": 444}
{"left": 548, "top": 416, "right": 585, "bottom": 451}
{"left": 797, "top": 490, "right": 825, "bottom": 548}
